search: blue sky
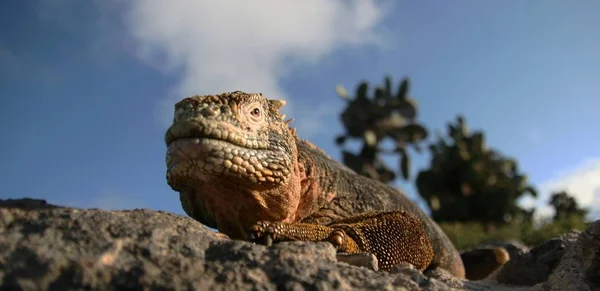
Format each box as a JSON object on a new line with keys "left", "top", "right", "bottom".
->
{"left": 1, "top": 1, "right": 599, "bottom": 221}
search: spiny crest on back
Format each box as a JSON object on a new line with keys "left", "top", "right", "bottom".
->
{"left": 263, "top": 96, "right": 297, "bottom": 138}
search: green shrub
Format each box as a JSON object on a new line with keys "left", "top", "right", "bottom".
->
{"left": 439, "top": 215, "right": 589, "bottom": 250}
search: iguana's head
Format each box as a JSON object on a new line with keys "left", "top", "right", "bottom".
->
{"left": 165, "top": 91, "right": 296, "bottom": 192}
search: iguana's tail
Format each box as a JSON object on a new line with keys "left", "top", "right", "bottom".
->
{"left": 460, "top": 247, "right": 510, "bottom": 280}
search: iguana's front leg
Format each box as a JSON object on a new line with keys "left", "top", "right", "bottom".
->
{"left": 248, "top": 211, "right": 434, "bottom": 271}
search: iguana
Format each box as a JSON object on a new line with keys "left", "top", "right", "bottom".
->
{"left": 165, "top": 91, "right": 507, "bottom": 279}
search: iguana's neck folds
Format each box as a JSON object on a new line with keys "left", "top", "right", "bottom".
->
{"left": 174, "top": 155, "right": 304, "bottom": 240}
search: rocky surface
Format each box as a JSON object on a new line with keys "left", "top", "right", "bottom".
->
{"left": 498, "top": 221, "right": 600, "bottom": 290}
{"left": 466, "top": 240, "right": 531, "bottom": 262}
{"left": 0, "top": 198, "right": 597, "bottom": 291}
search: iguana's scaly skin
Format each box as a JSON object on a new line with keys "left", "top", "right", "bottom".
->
{"left": 165, "top": 91, "right": 501, "bottom": 278}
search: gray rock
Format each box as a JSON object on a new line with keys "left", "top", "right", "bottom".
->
{"left": 0, "top": 199, "right": 450, "bottom": 290}
{"left": 465, "top": 240, "right": 531, "bottom": 261}
{"left": 497, "top": 237, "right": 571, "bottom": 286}
{"left": 0, "top": 198, "right": 596, "bottom": 290}
{"left": 497, "top": 220, "right": 600, "bottom": 290}
{"left": 529, "top": 221, "right": 600, "bottom": 291}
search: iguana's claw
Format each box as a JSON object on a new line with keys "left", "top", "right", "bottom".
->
{"left": 327, "top": 229, "right": 346, "bottom": 250}
{"left": 248, "top": 221, "right": 278, "bottom": 246}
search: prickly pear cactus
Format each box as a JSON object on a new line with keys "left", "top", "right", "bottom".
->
{"left": 549, "top": 191, "right": 588, "bottom": 221}
{"left": 416, "top": 116, "right": 537, "bottom": 224}
{"left": 335, "top": 76, "right": 428, "bottom": 183}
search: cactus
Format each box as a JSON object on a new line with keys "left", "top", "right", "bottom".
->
{"left": 416, "top": 116, "right": 537, "bottom": 225}
{"left": 335, "top": 76, "right": 428, "bottom": 182}
{"left": 549, "top": 191, "right": 588, "bottom": 221}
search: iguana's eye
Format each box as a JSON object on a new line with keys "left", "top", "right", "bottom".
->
{"left": 251, "top": 108, "right": 261, "bottom": 117}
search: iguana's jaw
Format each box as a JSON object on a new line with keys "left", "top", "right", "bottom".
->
{"left": 166, "top": 134, "right": 291, "bottom": 189}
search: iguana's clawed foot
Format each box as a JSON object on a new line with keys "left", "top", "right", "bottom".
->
{"left": 214, "top": 232, "right": 230, "bottom": 239}
{"left": 326, "top": 229, "right": 346, "bottom": 250}
{"left": 249, "top": 222, "right": 355, "bottom": 252}
{"left": 248, "top": 220, "right": 336, "bottom": 248}
{"left": 248, "top": 221, "right": 281, "bottom": 246}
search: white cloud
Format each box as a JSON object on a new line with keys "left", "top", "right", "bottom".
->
{"left": 520, "top": 158, "right": 600, "bottom": 221}
{"left": 121, "top": 0, "right": 388, "bottom": 128}
{"left": 589, "top": 188, "right": 600, "bottom": 220}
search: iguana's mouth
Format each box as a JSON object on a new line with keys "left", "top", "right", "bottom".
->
{"left": 166, "top": 136, "right": 290, "bottom": 187}
{"left": 165, "top": 120, "right": 269, "bottom": 150}
{"left": 166, "top": 120, "right": 291, "bottom": 186}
